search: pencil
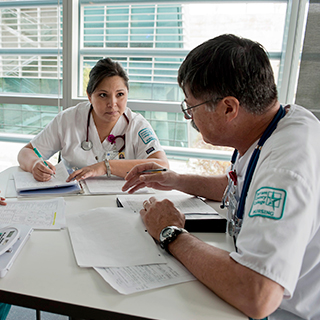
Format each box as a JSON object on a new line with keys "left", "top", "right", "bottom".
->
{"left": 140, "top": 168, "right": 167, "bottom": 173}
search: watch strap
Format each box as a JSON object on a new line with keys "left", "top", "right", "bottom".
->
{"left": 104, "top": 159, "right": 111, "bottom": 177}
{"left": 159, "top": 226, "right": 188, "bottom": 251}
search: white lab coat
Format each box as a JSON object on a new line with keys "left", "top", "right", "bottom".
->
{"left": 31, "top": 101, "right": 164, "bottom": 170}
{"left": 229, "top": 104, "right": 320, "bottom": 320}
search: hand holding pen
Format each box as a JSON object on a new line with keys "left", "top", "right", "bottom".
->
{"left": 32, "top": 147, "right": 56, "bottom": 181}
{"left": 123, "top": 163, "right": 176, "bottom": 194}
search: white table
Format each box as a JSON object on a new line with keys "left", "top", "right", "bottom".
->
{"left": 0, "top": 167, "right": 246, "bottom": 320}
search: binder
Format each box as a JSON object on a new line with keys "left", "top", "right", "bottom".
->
{"left": 116, "top": 196, "right": 226, "bottom": 233}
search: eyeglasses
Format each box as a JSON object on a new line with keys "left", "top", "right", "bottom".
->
{"left": 180, "top": 99, "right": 211, "bottom": 119}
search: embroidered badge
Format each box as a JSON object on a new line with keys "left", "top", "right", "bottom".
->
{"left": 248, "top": 187, "right": 286, "bottom": 220}
{"left": 146, "top": 147, "right": 155, "bottom": 155}
{"left": 138, "top": 128, "right": 156, "bottom": 144}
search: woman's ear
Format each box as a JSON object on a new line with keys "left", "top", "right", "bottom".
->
{"left": 87, "top": 91, "right": 92, "bottom": 104}
{"left": 221, "top": 96, "right": 240, "bottom": 122}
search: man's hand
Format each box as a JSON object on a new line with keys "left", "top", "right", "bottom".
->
{"left": 31, "top": 159, "right": 56, "bottom": 182}
{"left": 140, "top": 196, "right": 185, "bottom": 241}
{"left": 122, "top": 162, "right": 180, "bottom": 194}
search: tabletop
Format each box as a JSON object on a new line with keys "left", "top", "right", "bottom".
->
{"left": 0, "top": 166, "right": 246, "bottom": 320}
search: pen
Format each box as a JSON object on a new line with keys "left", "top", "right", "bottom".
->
{"left": 140, "top": 168, "right": 167, "bottom": 173}
{"left": 33, "top": 147, "right": 56, "bottom": 178}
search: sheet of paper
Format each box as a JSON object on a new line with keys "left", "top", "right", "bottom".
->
{"left": 67, "top": 207, "right": 166, "bottom": 268}
{"left": 0, "top": 198, "right": 66, "bottom": 229}
{"left": 13, "top": 162, "right": 78, "bottom": 192}
{"left": 84, "top": 176, "right": 150, "bottom": 195}
{"left": 117, "top": 193, "right": 217, "bottom": 215}
{"left": 94, "top": 250, "right": 196, "bottom": 294}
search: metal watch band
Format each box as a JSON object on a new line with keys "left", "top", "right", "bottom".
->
{"left": 104, "top": 159, "right": 111, "bottom": 177}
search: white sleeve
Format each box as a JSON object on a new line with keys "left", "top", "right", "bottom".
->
{"left": 230, "top": 167, "right": 314, "bottom": 298}
{"left": 30, "top": 113, "right": 63, "bottom": 160}
{"left": 127, "top": 114, "right": 164, "bottom": 159}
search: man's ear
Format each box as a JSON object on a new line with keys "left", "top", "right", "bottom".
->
{"left": 221, "top": 96, "right": 240, "bottom": 122}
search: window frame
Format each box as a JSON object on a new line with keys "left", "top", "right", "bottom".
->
{"left": 0, "top": 0, "right": 309, "bottom": 161}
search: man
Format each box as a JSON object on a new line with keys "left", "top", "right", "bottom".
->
{"left": 123, "top": 34, "right": 320, "bottom": 320}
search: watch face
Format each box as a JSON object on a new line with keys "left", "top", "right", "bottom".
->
{"left": 162, "top": 228, "right": 174, "bottom": 238}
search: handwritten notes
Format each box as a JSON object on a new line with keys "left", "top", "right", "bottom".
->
{"left": 0, "top": 198, "right": 66, "bottom": 229}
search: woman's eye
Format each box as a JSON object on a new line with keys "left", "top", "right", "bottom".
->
{"left": 117, "top": 92, "right": 125, "bottom": 97}
{"left": 99, "top": 93, "right": 107, "bottom": 98}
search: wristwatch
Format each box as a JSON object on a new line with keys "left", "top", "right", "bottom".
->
{"left": 159, "top": 226, "right": 188, "bottom": 251}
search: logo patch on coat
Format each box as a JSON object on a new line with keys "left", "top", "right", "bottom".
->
{"left": 248, "top": 187, "right": 286, "bottom": 220}
{"left": 138, "top": 128, "right": 156, "bottom": 144}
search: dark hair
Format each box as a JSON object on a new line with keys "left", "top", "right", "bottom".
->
{"left": 86, "top": 58, "right": 129, "bottom": 95}
{"left": 178, "top": 34, "right": 278, "bottom": 114}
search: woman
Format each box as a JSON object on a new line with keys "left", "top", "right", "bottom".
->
{"left": 18, "top": 58, "right": 168, "bottom": 182}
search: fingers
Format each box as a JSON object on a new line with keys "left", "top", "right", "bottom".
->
{"left": 125, "top": 162, "right": 163, "bottom": 181}
{"left": 0, "top": 197, "right": 7, "bottom": 206}
{"left": 67, "top": 169, "right": 91, "bottom": 182}
{"left": 123, "top": 167, "right": 167, "bottom": 192}
{"left": 32, "top": 160, "right": 55, "bottom": 181}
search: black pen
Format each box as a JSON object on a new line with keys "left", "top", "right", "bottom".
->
{"left": 140, "top": 168, "right": 167, "bottom": 173}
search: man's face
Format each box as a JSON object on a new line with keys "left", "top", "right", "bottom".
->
{"left": 184, "top": 89, "right": 224, "bottom": 146}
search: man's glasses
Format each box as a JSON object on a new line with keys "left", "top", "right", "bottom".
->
{"left": 180, "top": 100, "right": 211, "bottom": 119}
{"left": 181, "top": 98, "right": 222, "bottom": 119}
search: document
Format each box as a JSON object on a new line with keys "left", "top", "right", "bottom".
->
{"left": 84, "top": 176, "right": 126, "bottom": 194}
{"left": 117, "top": 193, "right": 218, "bottom": 215}
{"left": 67, "top": 207, "right": 166, "bottom": 268}
{"left": 84, "top": 175, "right": 150, "bottom": 195}
{"left": 0, "top": 198, "right": 66, "bottom": 229}
{"left": 94, "top": 250, "right": 196, "bottom": 295}
{"left": 117, "top": 193, "right": 227, "bottom": 232}
{"left": 13, "top": 162, "right": 81, "bottom": 196}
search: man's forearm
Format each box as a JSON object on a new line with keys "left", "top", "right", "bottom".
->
{"left": 168, "top": 233, "right": 283, "bottom": 319}
{"left": 174, "top": 174, "right": 228, "bottom": 201}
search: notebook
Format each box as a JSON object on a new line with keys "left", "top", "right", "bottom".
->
{"left": 13, "top": 162, "right": 81, "bottom": 196}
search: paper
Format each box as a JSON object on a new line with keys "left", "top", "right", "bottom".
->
{"left": 67, "top": 207, "right": 166, "bottom": 267}
{"left": 85, "top": 176, "right": 126, "bottom": 194}
{"left": 117, "top": 193, "right": 217, "bottom": 215}
{"left": 85, "top": 176, "right": 150, "bottom": 195}
{"left": 0, "top": 198, "right": 66, "bottom": 229}
{"left": 13, "top": 162, "right": 81, "bottom": 196}
{"left": 94, "top": 250, "right": 196, "bottom": 294}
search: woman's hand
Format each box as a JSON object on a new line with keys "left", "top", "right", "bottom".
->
{"left": 31, "top": 159, "right": 56, "bottom": 182}
{"left": 66, "top": 162, "right": 107, "bottom": 182}
{"left": 0, "top": 194, "right": 6, "bottom": 206}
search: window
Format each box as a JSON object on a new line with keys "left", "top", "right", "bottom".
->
{"left": 0, "top": 0, "right": 309, "bottom": 165}
{"left": 0, "top": 1, "right": 61, "bottom": 134}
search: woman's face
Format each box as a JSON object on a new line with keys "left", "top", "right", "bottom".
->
{"left": 87, "top": 75, "right": 128, "bottom": 126}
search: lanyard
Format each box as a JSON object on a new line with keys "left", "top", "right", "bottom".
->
{"left": 225, "top": 105, "right": 286, "bottom": 240}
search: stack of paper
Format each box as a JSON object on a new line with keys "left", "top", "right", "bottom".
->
{"left": 67, "top": 207, "right": 196, "bottom": 294}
